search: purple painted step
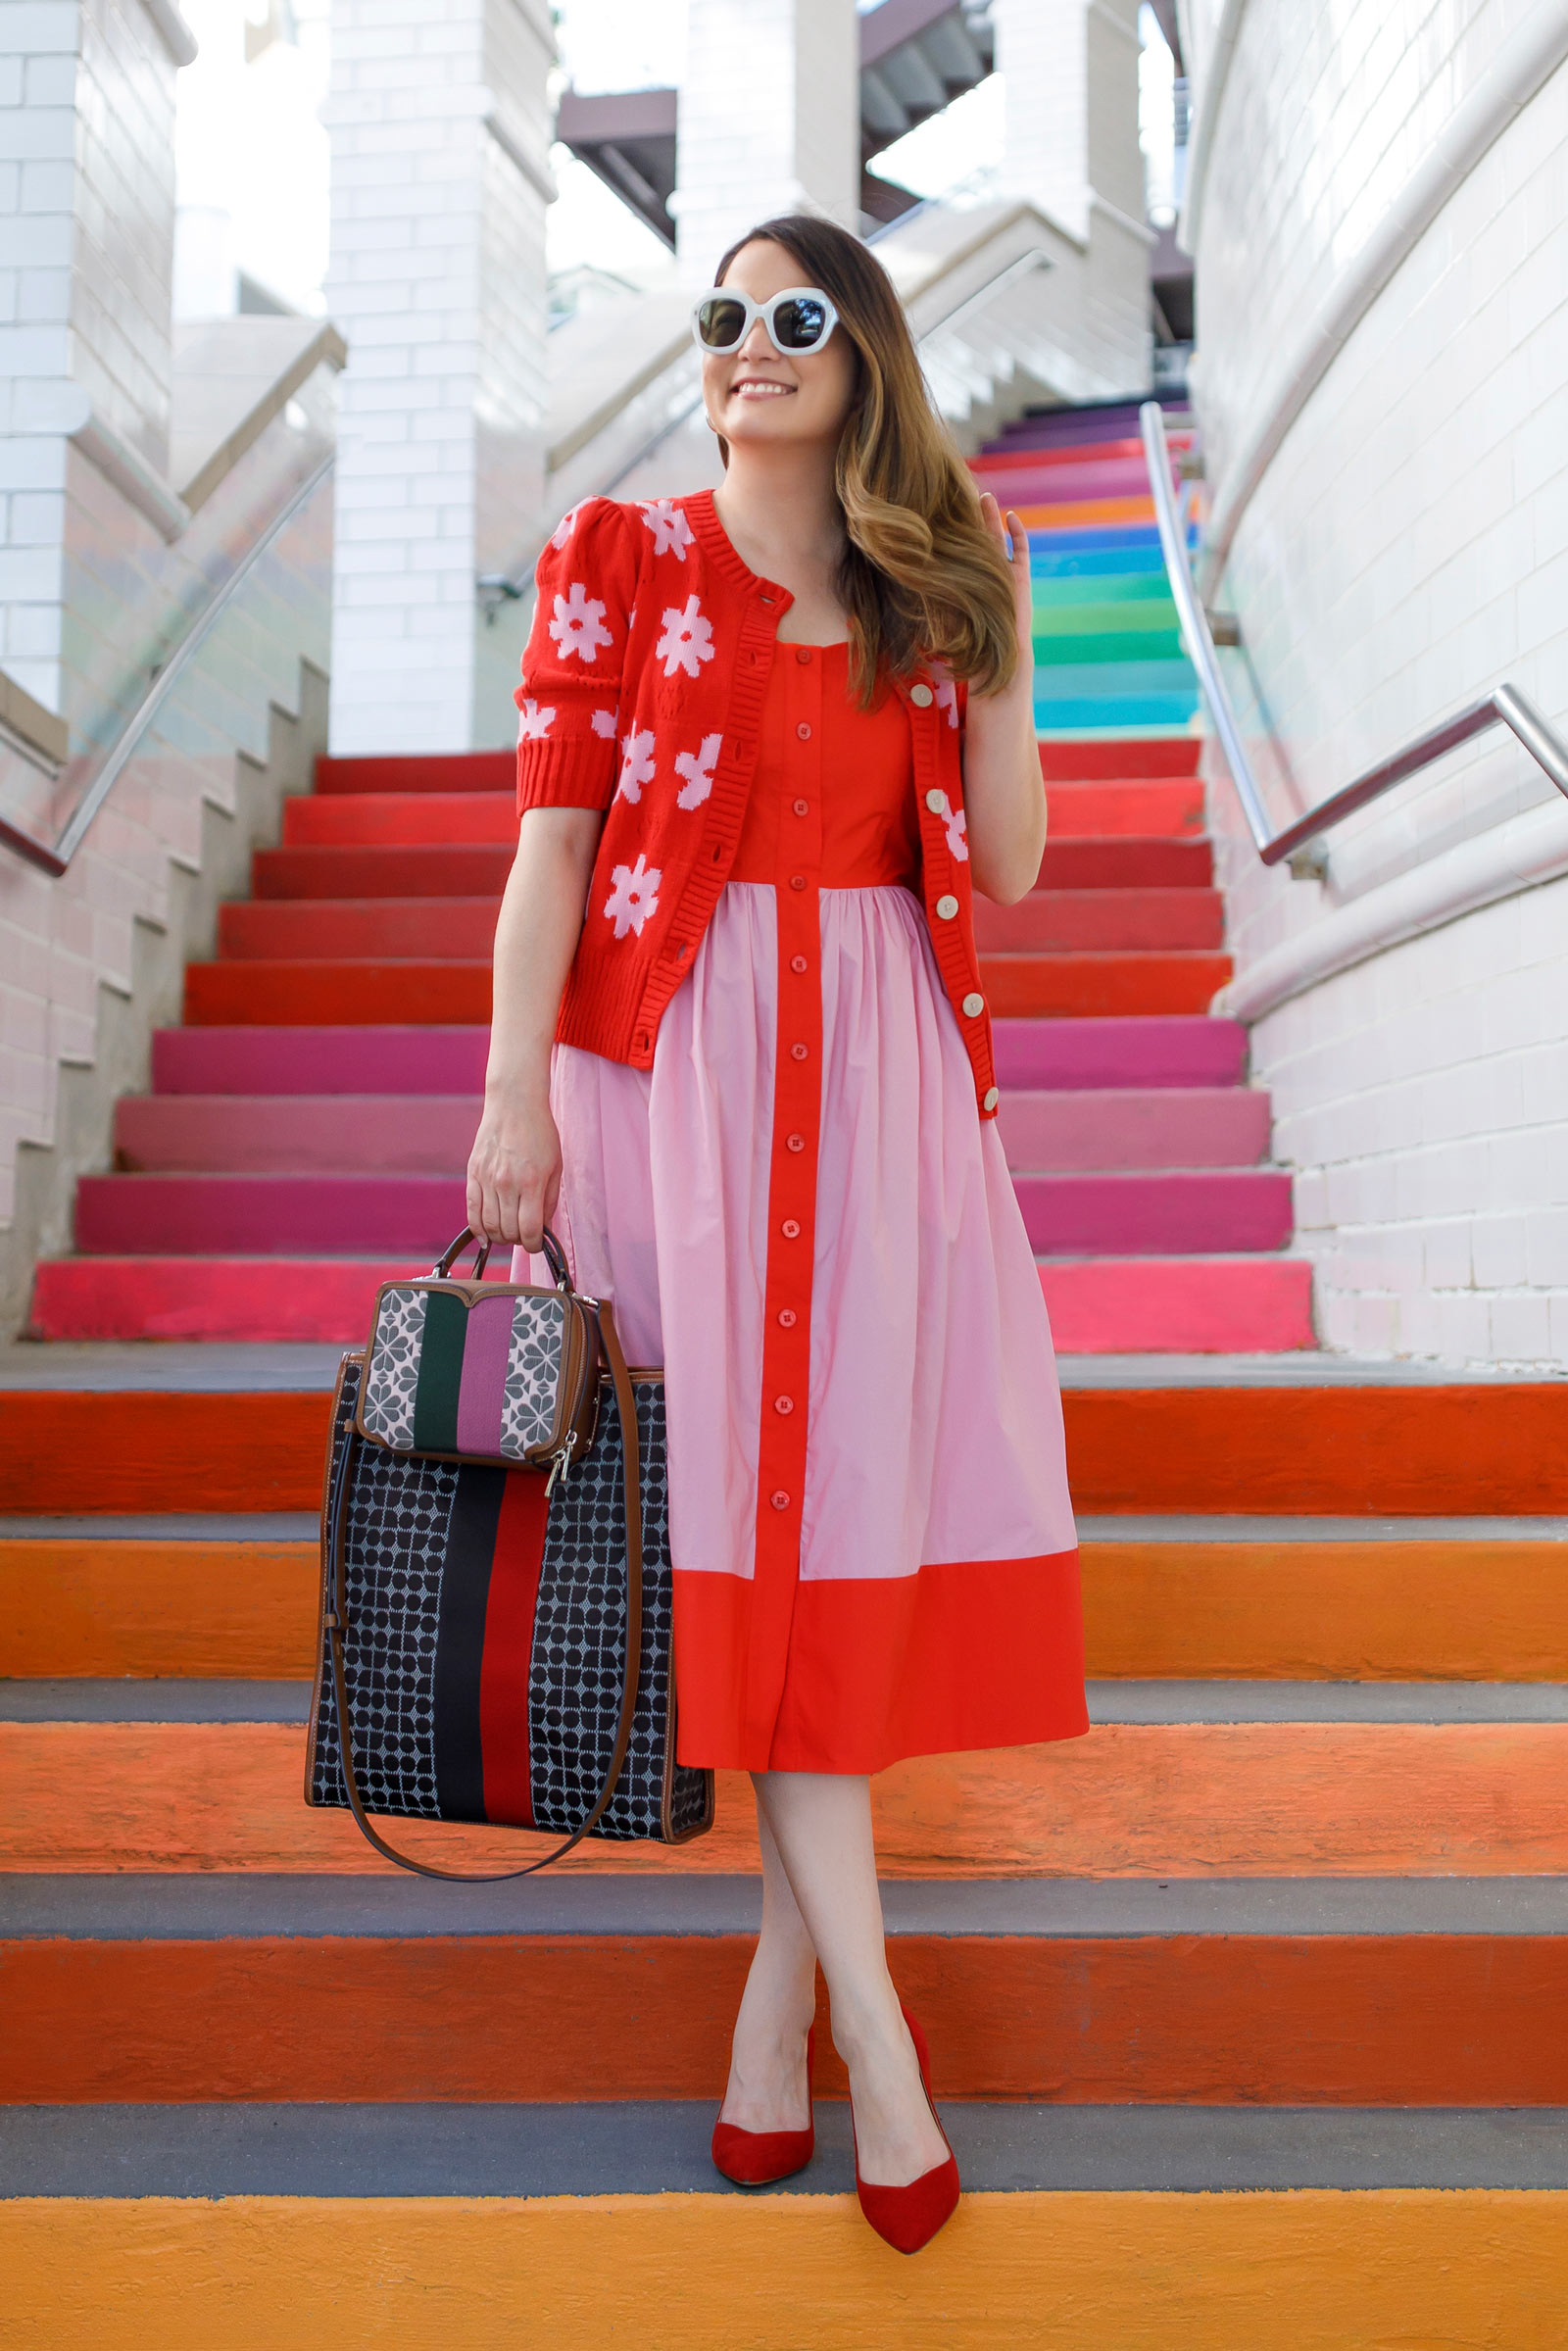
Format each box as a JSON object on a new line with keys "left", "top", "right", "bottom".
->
{"left": 1014, "top": 1169, "right": 1293, "bottom": 1256}
{"left": 115, "top": 1095, "right": 481, "bottom": 1173}
{"left": 993, "top": 396, "right": 1187, "bottom": 451}
{"left": 74, "top": 1173, "right": 467, "bottom": 1255}
{"left": 998, "top": 1089, "right": 1270, "bottom": 1172}
{"left": 991, "top": 1016, "right": 1248, "bottom": 1091}
{"left": 151, "top": 1026, "right": 490, "bottom": 1095}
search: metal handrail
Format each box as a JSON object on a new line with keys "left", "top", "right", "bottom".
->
{"left": 1138, "top": 401, "right": 1568, "bottom": 869}
{"left": 0, "top": 453, "right": 334, "bottom": 879}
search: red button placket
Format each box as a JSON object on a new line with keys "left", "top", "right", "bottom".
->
{"left": 746, "top": 643, "right": 824, "bottom": 1758}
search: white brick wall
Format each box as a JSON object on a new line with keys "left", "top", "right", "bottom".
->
{"left": 324, "top": 0, "right": 552, "bottom": 756}
{"left": 673, "top": 0, "right": 858, "bottom": 285}
{"left": 1188, "top": 0, "right": 1568, "bottom": 1364}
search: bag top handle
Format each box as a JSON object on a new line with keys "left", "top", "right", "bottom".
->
{"left": 430, "top": 1225, "right": 572, "bottom": 1290}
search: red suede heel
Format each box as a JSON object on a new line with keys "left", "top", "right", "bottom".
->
{"left": 850, "top": 2004, "right": 960, "bottom": 2254}
{"left": 710, "top": 2027, "right": 816, "bottom": 2186}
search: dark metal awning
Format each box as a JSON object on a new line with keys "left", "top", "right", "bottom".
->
{"left": 556, "top": 0, "right": 996, "bottom": 249}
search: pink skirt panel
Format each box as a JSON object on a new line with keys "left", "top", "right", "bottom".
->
{"left": 517, "top": 882, "right": 1077, "bottom": 1589}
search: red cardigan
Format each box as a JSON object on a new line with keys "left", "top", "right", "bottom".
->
{"left": 514, "top": 487, "right": 1001, "bottom": 1118}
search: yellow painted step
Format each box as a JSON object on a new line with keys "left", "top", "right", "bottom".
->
{"left": 5, "top": 2192, "right": 1565, "bottom": 2349}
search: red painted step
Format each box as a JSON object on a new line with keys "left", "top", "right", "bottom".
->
{"left": 218, "top": 899, "right": 503, "bottom": 960}
{"left": 114, "top": 1095, "right": 481, "bottom": 1173}
{"left": 981, "top": 953, "right": 1232, "bottom": 1018}
{"left": 184, "top": 952, "right": 1234, "bottom": 1025}
{"left": 1046, "top": 779, "right": 1203, "bottom": 837}
{"left": 29, "top": 1250, "right": 1313, "bottom": 1349}
{"left": 281, "top": 793, "right": 517, "bottom": 847}
{"left": 253, "top": 843, "right": 516, "bottom": 899}
{"left": 999, "top": 1088, "right": 1270, "bottom": 1171}
{"left": 314, "top": 752, "right": 514, "bottom": 794}
{"left": 972, "top": 889, "right": 1223, "bottom": 953}
{"left": 1038, "top": 739, "right": 1200, "bottom": 779}
{"left": 1015, "top": 1169, "right": 1293, "bottom": 1257}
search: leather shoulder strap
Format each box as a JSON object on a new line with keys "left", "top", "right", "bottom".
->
{"left": 324, "top": 1297, "right": 645, "bottom": 1882}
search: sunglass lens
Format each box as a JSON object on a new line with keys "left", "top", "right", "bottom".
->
{"left": 697, "top": 296, "right": 749, "bottom": 351}
{"left": 772, "top": 296, "right": 829, "bottom": 350}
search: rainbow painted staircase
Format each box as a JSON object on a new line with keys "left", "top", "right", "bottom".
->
{"left": 4, "top": 400, "right": 1567, "bottom": 2342}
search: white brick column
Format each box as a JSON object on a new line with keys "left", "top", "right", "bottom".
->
{"left": 995, "top": 0, "right": 1145, "bottom": 245}
{"left": 324, "top": 0, "right": 553, "bottom": 758}
{"left": 0, "top": 0, "right": 189, "bottom": 715}
{"left": 673, "top": 0, "right": 859, "bottom": 287}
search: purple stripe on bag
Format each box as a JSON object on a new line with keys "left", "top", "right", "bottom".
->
{"left": 455, "top": 1294, "right": 514, "bottom": 1456}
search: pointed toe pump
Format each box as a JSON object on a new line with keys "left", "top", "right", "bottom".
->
{"left": 851, "top": 2005, "right": 960, "bottom": 2255}
{"left": 710, "top": 2027, "right": 816, "bottom": 2186}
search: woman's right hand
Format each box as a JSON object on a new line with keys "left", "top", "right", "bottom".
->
{"left": 466, "top": 1086, "right": 562, "bottom": 1252}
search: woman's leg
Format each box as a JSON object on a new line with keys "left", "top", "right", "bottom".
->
{"left": 753, "top": 1771, "right": 950, "bottom": 2186}
{"left": 718, "top": 1795, "right": 818, "bottom": 2131}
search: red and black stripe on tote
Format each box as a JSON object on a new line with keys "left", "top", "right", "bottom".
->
{"left": 308, "top": 1352, "right": 711, "bottom": 1846}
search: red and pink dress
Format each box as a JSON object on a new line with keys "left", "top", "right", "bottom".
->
{"left": 519, "top": 639, "right": 1086, "bottom": 1775}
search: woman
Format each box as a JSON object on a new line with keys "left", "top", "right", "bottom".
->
{"left": 466, "top": 215, "right": 1087, "bottom": 2253}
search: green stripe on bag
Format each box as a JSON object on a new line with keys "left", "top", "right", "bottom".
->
{"left": 413, "top": 1290, "right": 467, "bottom": 1450}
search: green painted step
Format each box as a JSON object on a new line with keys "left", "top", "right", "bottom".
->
{"left": 1034, "top": 600, "right": 1181, "bottom": 637}
{"left": 1032, "top": 574, "right": 1177, "bottom": 609}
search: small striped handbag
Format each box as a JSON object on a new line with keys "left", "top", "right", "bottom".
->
{"left": 305, "top": 1228, "right": 713, "bottom": 1878}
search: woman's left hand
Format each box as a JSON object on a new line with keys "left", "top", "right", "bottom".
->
{"left": 978, "top": 491, "right": 1034, "bottom": 687}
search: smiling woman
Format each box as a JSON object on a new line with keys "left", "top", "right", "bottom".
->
{"left": 466, "top": 214, "right": 1083, "bottom": 2257}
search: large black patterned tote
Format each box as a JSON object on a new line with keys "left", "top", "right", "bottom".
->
{"left": 305, "top": 1249, "right": 712, "bottom": 1879}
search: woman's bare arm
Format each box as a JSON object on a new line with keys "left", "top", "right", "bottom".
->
{"left": 466, "top": 807, "right": 601, "bottom": 1249}
{"left": 960, "top": 496, "right": 1045, "bottom": 906}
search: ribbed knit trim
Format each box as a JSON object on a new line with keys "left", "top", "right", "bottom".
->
{"left": 516, "top": 734, "right": 617, "bottom": 811}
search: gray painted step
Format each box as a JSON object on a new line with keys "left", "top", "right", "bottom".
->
{"left": 4, "top": 1345, "right": 1564, "bottom": 1393}
{"left": 0, "top": 1514, "right": 319, "bottom": 1540}
{"left": 6, "top": 1678, "right": 1565, "bottom": 1725}
{"left": 9, "top": 1873, "right": 1568, "bottom": 1940}
{"left": 8, "top": 1513, "right": 1563, "bottom": 1543}
{"left": 6, "top": 2103, "right": 1567, "bottom": 2197}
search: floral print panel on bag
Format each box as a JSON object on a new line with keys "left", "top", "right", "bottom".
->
{"left": 360, "top": 1289, "right": 569, "bottom": 1463}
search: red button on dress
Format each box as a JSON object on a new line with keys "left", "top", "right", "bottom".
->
{"left": 791, "top": 1043, "right": 808, "bottom": 1061}
{"left": 778, "top": 1308, "right": 797, "bottom": 1328}
{"left": 781, "top": 1218, "right": 801, "bottom": 1238}
{"left": 786, "top": 1132, "right": 805, "bottom": 1152}
{"left": 792, "top": 798, "right": 809, "bottom": 816}
{"left": 791, "top": 955, "right": 808, "bottom": 974}
{"left": 770, "top": 1491, "right": 790, "bottom": 1510}
{"left": 774, "top": 1396, "right": 795, "bottom": 1415}
{"left": 797, "top": 721, "right": 811, "bottom": 740}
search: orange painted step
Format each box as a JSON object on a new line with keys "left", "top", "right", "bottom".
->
{"left": 11, "top": 1535, "right": 1564, "bottom": 1684}
{"left": 10, "top": 1384, "right": 1568, "bottom": 1515}
{"left": 8, "top": 1722, "right": 1568, "bottom": 1876}
{"left": 7, "top": 1930, "right": 1563, "bottom": 2106}
{"left": 982, "top": 953, "right": 1231, "bottom": 1018}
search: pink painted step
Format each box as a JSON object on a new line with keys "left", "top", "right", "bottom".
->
{"left": 27, "top": 1256, "right": 488, "bottom": 1344}
{"left": 219, "top": 899, "right": 502, "bottom": 960}
{"left": 998, "top": 1089, "right": 1270, "bottom": 1172}
{"left": 30, "top": 1250, "right": 1311, "bottom": 1349}
{"left": 1039, "top": 1256, "right": 1315, "bottom": 1354}
{"left": 992, "top": 1017, "right": 1248, "bottom": 1091}
{"left": 972, "top": 890, "right": 1222, "bottom": 953}
{"left": 151, "top": 1025, "right": 490, "bottom": 1095}
{"left": 282, "top": 793, "right": 517, "bottom": 848}
{"left": 1014, "top": 1168, "right": 1293, "bottom": 1256}
{"left": 74, "top": 1173, "right": 466, "bottom": 1255}
{"left": 114, "top": 1095, "right": 480, "bottom": 1173}
{"left": 967, "top": 455, "right": 1152, "bottom": 501}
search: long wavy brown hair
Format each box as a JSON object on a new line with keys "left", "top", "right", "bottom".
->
{"left": 713, "top": 214, "right": 1019, "bottom": 705}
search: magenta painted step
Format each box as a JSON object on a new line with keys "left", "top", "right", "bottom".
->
{"left": 1014, "top": 1168, "right": 1293, "bottom": 1256}
{"left": 998, "top": 1089, "right": 1270, "bottom": 1172}
{"left": 219, "top": 899, "right": 502, "bottom": 960}
{"left": 972, "top": 456, "right": 1151, "bottom": 501}
{"left": 282, "top": 793, "right": 517, "bottom": 848}
{"left": 151, "top": 1026, "right": 490, "bottom": 1095}
{"left": 991, "top": 1016, "right": 1248, "bottom": 1091}
{"left": 973, "top": 889, "right": 1222, "bottom": 954}
{"left": 30, "top": 1249, "right": 1312, "bottom": 1349}
{"left": 74, "top": 1173, "right": 467, "bottom": 1255}
{"left": 114, "top": 1095, "right": 481, "bottom": 1173}
{"left": 1039, "top": 1256, "right": 1315, "bottom": 1354}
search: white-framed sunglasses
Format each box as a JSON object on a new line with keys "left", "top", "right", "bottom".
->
{"left": 690, "top": 285, "right": 840, "bottom": 358}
